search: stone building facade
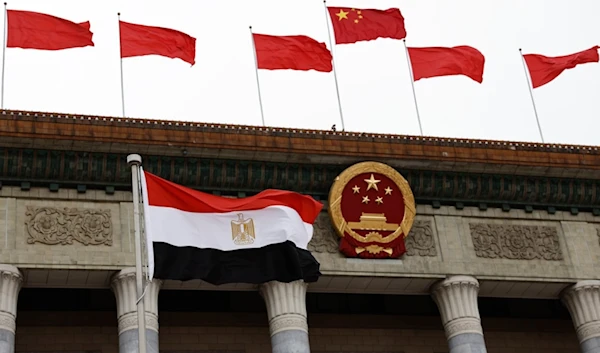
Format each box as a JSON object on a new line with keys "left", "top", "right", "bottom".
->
{"left": 0, "top": 110, "right": 599, "bottom": 353}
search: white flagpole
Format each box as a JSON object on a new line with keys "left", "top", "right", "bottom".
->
{"left": 139, "top": 166, "right": 153, "bottom": 282}
{"left": 248, "top": 26, "right": 265, "bottom": 126}
{"left": 1, "top": 2, "right": 7, "bottom": 109}
{"left": 402, "top": 39, "right": 423, "bottom": 136}
{"left": 118, "top": 13, "right": 125, "bottom": 118}
{"left": 127, "top": 154, "right": 148, "bottom": 353}
{"left": 518, "top": 48, "right": 545, "bottom": 143}
{"left": 322, "top": 0, "right": 346, "bottom": 131}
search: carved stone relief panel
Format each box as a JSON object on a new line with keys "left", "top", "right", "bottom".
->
{"left": 308, "top": 212, "right": 339, "bottom": 254}
{"left": 469, "top": 223, "right": 562, "bottom": 261}
{"left": 405, "top": 220, "right": 437, "bottom": 257}
{"left": 25, "top": 206, "right": 113, "bottom": 246}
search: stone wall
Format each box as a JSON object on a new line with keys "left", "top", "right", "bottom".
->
{"left": 1, "top": 186, "right": 599, "bottom": 283}
{"left": 311, "top": 204, "right": 600, "bottom": 282}
{"left": 0, "top": 187, "right": 134, "bottom": 269}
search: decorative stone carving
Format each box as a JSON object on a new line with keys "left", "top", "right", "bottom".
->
{"left": 259, "top": 280, "right": 308, "bottom": 336}
{"left": 25, "top": 206, "right": 113, "bottom": 246}
{"left": 431, "top": 275, "right": 483, "bottom": 339}
{"left": 597, "top": 228, "right": 600, "bottom": 246}
{"left": 405, "top": 220, "right": 437, "bottom": 257}
{"left": 561, "top": 280, "right": 600, "bottom": 343}
{"left": 469, "top": 223, "right": 562, "bottom": 261}
{"left": 308, "top": 213, "right": 339, "bottom": 254}
{"left": 111, "top": 268, "right": 163, "bottom": 335}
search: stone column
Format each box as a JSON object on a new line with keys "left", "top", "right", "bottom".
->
{"left": 431, "top": 275, "right": 487, "bottom": 353}
{"left": 561, "top": 280, "right": 600, "bottom": 353}
{"left": 260, "top": 280, "right": 310, "bottom": 353}
{"left": 0, "top": 265, "right": 21, "bottom": 353}
{"left": 111, "top": 268, "right": 163, "bottom": 353}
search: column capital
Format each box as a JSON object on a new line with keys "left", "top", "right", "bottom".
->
{"left": 0, "top": 264, "right": 22, "bottom": 334}
{"left": 259, "top": 280, "right": 308, "bottom": 336}
{"left": 431, "top": 275, "right": 483, "bottom": 339}
{"left": 0, "top": 264, "right": 22, "bottom": 353}
{"left": 0, "top": 265, "right": 22, "bottom": 334}
{"left": 111, "top": 267, "right": 163, "bottom": 335}
{"left": 561, "top": 280, "right": 600, "bottom": 343}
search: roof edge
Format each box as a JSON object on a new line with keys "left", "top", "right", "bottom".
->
{"left": 1, "top": 109, "right": 597, "bottom": 154}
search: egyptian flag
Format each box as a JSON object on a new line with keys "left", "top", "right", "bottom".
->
{"left": 140, "top": 169, "right": 322, "bottom": 285}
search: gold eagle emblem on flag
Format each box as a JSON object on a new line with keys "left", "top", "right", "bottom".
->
{"left": 231, "top": 213, "right": 256, "bottom": 245}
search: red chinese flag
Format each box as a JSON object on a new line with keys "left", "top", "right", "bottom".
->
{"left": 252, "top": 34, "right": 332, "bottom": 72}
{"left": 327, "top": 7, "right": 406, "bottom": 44}
{"left": 523, "top": 46, "right": 599, "bottom": 88}
{"left": 119, "top": 21, "right": 196, "bottom": 66}
{"left": 7, "top": 10, "right": 94, "bottom": 50}
{"left": 408, "top": 46, "right": 485, "bottom": 83}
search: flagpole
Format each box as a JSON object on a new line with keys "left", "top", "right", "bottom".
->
{"left": 127, "top": 153, "right": 148, "bottom": 353}
{"left": 118, "top": 13, "right": 125, "bottom": 118}
{"left": 402, "top": 39, "right": 423, "bottom": 136}
{"left": 248, "top": 26, "right": 265, "bottom": 126}
{"left": 518, "top": 48, "right": 545, "bottom": 143}
{"left": 322, "top": 0, "right": 346, "bottom": 131}
{"left": 1, "top": 2, "right": 7, "bottom": 109}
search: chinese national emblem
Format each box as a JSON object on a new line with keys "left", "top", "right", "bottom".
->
{"left": 327, "top": 161, "right": 416, "bottom": 259}
{"left": 231, "top": 213, "right": 256, "bottom": 245}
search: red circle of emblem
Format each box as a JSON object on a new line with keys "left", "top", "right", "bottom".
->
{"left": 328, "top": 161, "right": 415, "bottom": 258}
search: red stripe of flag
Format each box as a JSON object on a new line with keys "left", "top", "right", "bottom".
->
{"left": 7, "top": 10, "right": 94, "bottom": 50}
{"left": 253, "top": 33, "right": 333, "bottom": 72}
{"left": 523, "top": 46, "right": 599, "bottom": 88}
{"left": 408, "top": 46, "right": 485, "bottom": 83}
{"left": 119, "top": 20, "right": 196, "bottom": 66}
{"left": 143, "top": 171, "right": 323, "bottom": 224}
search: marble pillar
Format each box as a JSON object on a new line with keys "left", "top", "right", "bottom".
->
{"left": 260, "top": 280, "right": 310, "bottom": 353}
{"left": 562, "top": 280, "right": 600, "bottom": 353}
{"left": 0, "top": 265, "right": 21, "bottom": 353}
{"left": 431, "top": 275, "right": 487, "bottom": 353}
{"left": 111, "top": 268, "right": 163, "bottom": 353}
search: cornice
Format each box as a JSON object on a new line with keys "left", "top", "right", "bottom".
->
{"left": 1, "top": 109, "right": 599, "bottom": 210}
{"left": 0, "top": 147, "right": 599, "bottom": 211}
{"left": 0, "top": 110, "right": 598, "bottom": 180}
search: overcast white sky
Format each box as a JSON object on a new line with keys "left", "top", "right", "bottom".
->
{"left": 3, "top": 0, "right": 599, "bottom": 145}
